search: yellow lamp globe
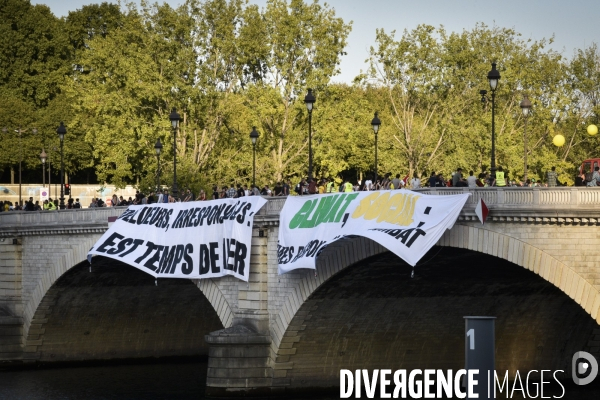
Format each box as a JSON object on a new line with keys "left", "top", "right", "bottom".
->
{"left": 553, "top": 134, "right": 565, "bottom": 147}
{"left": 588, "top": 124, "right": 598, "bottom": 136}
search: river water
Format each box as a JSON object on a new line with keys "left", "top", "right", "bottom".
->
{"left": 0, "top": 360, "right": 208, "bottom": 400}
{"left": 2, "top": 360, "right": 599, "bottom": 400}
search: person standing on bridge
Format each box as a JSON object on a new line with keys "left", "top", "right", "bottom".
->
{"left": 493, "top": 166, "right": 507, "bottom": 187}
{"left": 588, "top": 166, "right": 600, "bottom": 187}
{"left": 546, "top": 166, "right": 559, "bottom": 187}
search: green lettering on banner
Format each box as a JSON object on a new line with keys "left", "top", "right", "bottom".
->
{"left": 313, "top": 196, "right": 338, "bottom": 226}
{"left": 300, "top": 196, "right": 335, "bottom": 228}
{"left": 334, "top": 193, "right": 359, "bottom": 222}
{"left": 289, "top": 194, "right": 361, "bottom": 229}
{"left": 323, "top": 194, "right": 347, "bottom": 223}
{"left": 289, "top": 199, "right": 315, "bottom": 229}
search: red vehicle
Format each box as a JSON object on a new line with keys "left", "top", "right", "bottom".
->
{"left": 580, "top": 159, "right": 600, "bottom": 175}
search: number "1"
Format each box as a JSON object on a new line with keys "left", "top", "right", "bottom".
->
{"left": 467, "top": 329, "right": 475, "bottom": 350}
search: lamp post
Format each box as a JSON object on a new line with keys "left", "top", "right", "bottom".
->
{"left": 304, "top": 88, "right": 316, "bottom": 180}
{"left": 154, "top": 138, "right": 163, "bottom": 194}
{"left": 520, "top": 96, "right": 532, "bottom": 184}
{"left": 250, "top": 127, "right": 259, "bottom": 187}
{"left": 40, "top": 149, "right": 47, "bottom": 187}
{"left": 169, "top": 108, "right": 181, "bottom": 200}
{"left": 56, "top": 122, "right": 66, "bottom": 210}
{"left": 371, "top": 112, "right": 381, "bottom": 186}
{"left": 486, "top": 62, "right": 501, "bottom": 176}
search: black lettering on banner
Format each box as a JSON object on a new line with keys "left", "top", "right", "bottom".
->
{"left": 118, "top": 209, "right": 136, "bottom": 222}
{"left": 187, "top": 208, "right": 200, "bottom": 228}
{"left": 224, "top": 239, "right": 235, "bottom": 271}
{"left": 171, "top": 245, "right": 185, "bottom": 274}
{"left": 228, "top": 202, "right": 241, "bottom": 220}
{"left": 96, "top": 232, "right": 125, "bottom": 253}
{"left": 171, "top": 210, "right": 186, "bottom": 229}
{"left": 181, "top": 244, "right": 194, "bottom": 275}
{"left": 222, "top": 204, "right": 235, "bottom": 221}
{"left": 159, "top": 246, "right": 176, "bottom": 273}
{"left": 139, "top": 207, "right": 152, "bottom": 225}
{"left": 136, "top": 207, "right": 149, "bottom": 225}
{"left": 195, "top": 207, "right": 208, "bottom": 226}
{"left": 107, "top": 237, "right": 132, "bottom": 255}
{"left": 135, "top": 242, "right": 157, "bottom": 264}
{"left": 128, "top": 209, "right": 141, "bottom": 224}
{"left": 278, "top": 241, "right": 327, "bottom": 265}
{"left": 163, "top": 209, "right": 173, "bottom": 230}
{"left": 144, "top": 245, "right": 163, "bottom": 272}
{"left": 277, "top": 244, "right": 295, "bottom": 264}
{"left": 291, "top": 246, "right": 305, "bottom": 263}
{"left": 199, "top": 244, "right": 210, "bottom": 275}
{"left": 234, "top": 241, "right": 247, "bottom": 275}
{"left": 181, "top": 209, "right": 193, "bottom": 228}
{"left": 148, "top": 208, "right": 161, "bottom": 225}
{"left": 370, "top": 225, "right": 427, "bottom": 248}
{"left": 210, "top": 242, "right": 220, "bottom": 273}
{"left": 215, "top": 204, "right": 227, "bottom": 224}
{"left": 236, "top": 203, "right": 251, "bottom": 224}
{"left": 119, "top": 239, "right": 145, "bottom": 257}
{"left": 206, "top": 206, "right": 218, "bottom": 226}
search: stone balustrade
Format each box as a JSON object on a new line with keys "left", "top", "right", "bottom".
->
{"left": 1, "top": 187, "right": 600, "bottom": 236}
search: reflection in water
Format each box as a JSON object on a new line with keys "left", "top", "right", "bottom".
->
{"left": 0, "top": 360, "right": 207, "bottom": 400}
{"left": 1, "top": 360, "right": 599, "bottom": 399}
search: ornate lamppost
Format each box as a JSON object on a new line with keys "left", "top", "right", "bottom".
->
{"left": 56, "top": 122, "right": 66, "bottom": 210}
{"left": 485, "top": 62, "right": 501, "bottom": 176}
{"left": 304, "top": 88, "right": 316, "bottom": 180}
{"left": 154, "top": 138, "right": 163, "bottom": 194}
{"left": 250, "top": 127, "right": 259, "bottom": 187}
{"left": 371, "top": 112, "right": 381, "bottom": 186}
{"left": 169, "top": 108, "right": 181, "bottom": 200}
{"left": 40, "top": 149, "right": 47, "bottom": 187}
{"left": 520, "top": 96, "right": 532, "bottom": 184}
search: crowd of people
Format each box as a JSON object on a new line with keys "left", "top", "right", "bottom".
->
{"left": 1, "top": 165, "right": 598, "bottom": 211}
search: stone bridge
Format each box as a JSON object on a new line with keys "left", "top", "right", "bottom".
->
{"left": 1, "top": 187, "right": 600, "bottom": 396}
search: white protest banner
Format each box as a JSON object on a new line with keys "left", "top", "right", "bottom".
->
{"left": 277, "top": 190, "right": 470, "bottom": 274}
{"left": 88, "top": 197, "right": 267, "bottom": 281}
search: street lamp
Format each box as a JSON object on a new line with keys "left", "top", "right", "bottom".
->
{"left": 154, "top": 138, "right": 163, "bottom": 194}
{"left": 520, "top": 95, "right": 532, "bottom": 184}
{"left": 250, "top": 126, "right": 259, "bottom": 187}
{"left": 371, "top": 112, "right": 381, "bottom": 186}
{"left": 304, "top": 88, "right": 316, "bottom": 180}
{"left": 56, "top": 121, "right": 66, "bottom": 210}
{"left": 169, "top": 108, "right": 181, "bottom": 200}
{"left": 40, "top": 149, "right": 47, "bottom": 187}
{"left": 486, "top": 62, "right": 501, "bottom": 176}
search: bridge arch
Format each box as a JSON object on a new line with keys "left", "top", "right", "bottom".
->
{"left": 270, "top": 223, "right": 600, "bottom": 368}
{"left": 22, "top": 236, "right": 234, "bottom": 344}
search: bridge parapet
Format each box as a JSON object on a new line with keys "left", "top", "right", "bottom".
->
{"left": 1, "top": 187, "right": 600, "bottom": 235}
{"left": 415, "top": 186, "right": 600, "bottom": 208}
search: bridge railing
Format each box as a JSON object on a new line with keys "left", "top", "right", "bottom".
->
{"left": 0, "top": 207, "right": 128, "bottom": 233}
{"left": 1, "top": 188, "right": 600, "bottom": 232}
{"left": 413, "top": 187, "right": 600, "bottom": 209}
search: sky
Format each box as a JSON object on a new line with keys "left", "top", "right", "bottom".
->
{"left": 33, "top": 0, "right": 600, "bottom": 84}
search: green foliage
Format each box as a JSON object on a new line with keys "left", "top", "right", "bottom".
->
{"left": 1, "top": 1, "right": 599, "bottom": 189}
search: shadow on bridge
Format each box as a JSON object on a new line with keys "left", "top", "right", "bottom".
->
{"left": 275, "top": 247, "right": 600, "bottom": 391}
{"left": 24, "top": 257, "right": 223, "bottom": 364}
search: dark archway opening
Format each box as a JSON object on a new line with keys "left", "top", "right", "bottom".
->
{"left": 284, "top": 247, "right": 600, "bottom": 396}
{"left": 27, "top": 257, "right": 223, "bottom": 364}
